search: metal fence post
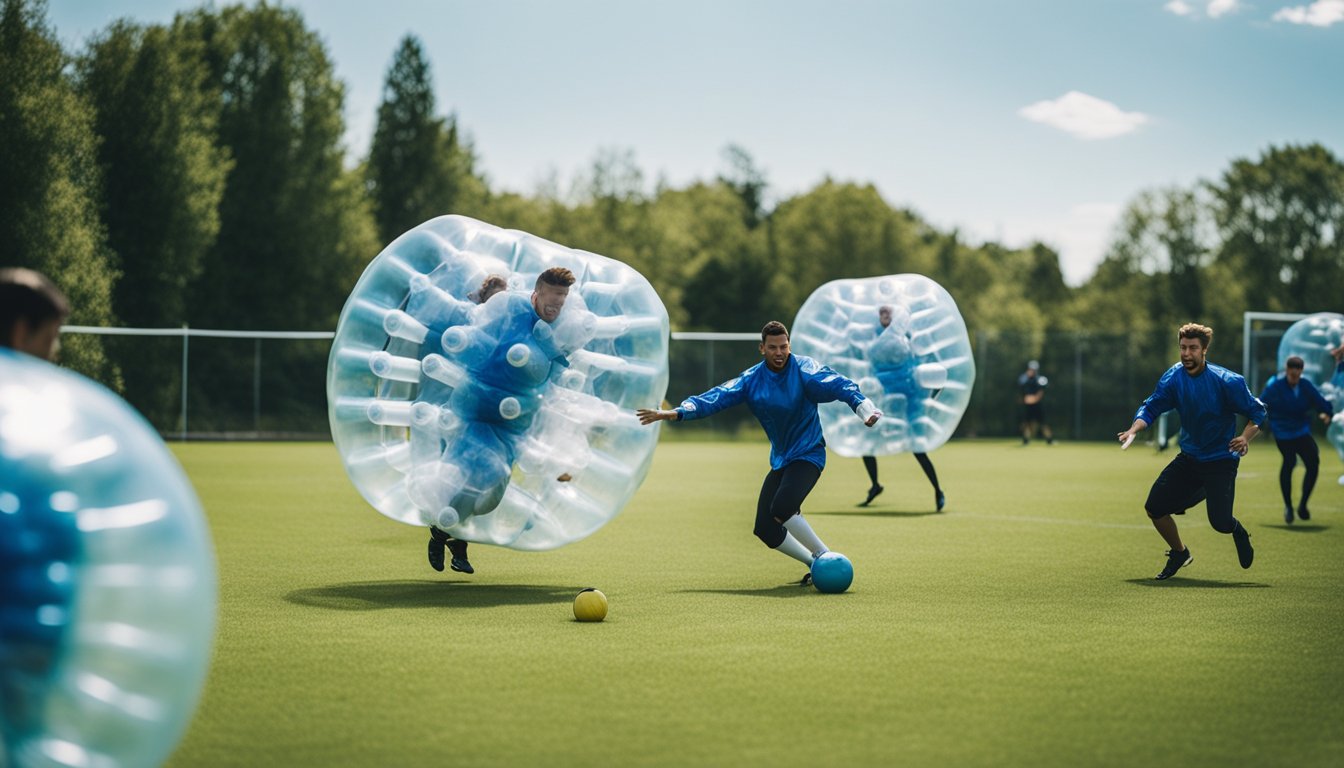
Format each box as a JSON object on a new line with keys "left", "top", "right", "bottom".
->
{"left": 180, "top": 326, "right": 189, "bottom": 442}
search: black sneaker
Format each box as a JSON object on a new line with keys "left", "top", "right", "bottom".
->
{"left": 1155, "top": 547, "right": 1192, "bottom": 580}
{"left": 1284, "top": 505, "right": 1294, "bottom": 524}
{"left": 1233, "top": 526, "right": 1254, "bottom": 569}
{"left": 448, "top": 539, "right": 474, "bottom": 574}
{"left": 935, "top": 490, "right": 946, "bottom": 512}
{"left": 859, "top": 484, "right": 884, "bottom": 507}
{"left": 799, "top": 572, "right": 813, "bottom": 587}
{"left": 427, "top": 531, "right": 446, "bottom": 572}
{"left": 1298, "top": 506, "right": 1311, "bottom": 522}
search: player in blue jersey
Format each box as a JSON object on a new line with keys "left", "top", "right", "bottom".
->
{"left": 638, "top": 321, "right": 882, "bottom": 584}
{"left": 1260, "top": 356, "right": 1333, "bottom": 524}
{"left": 1118, "top": 323, "right": 1267, "bottom": 580}
{"left": 425, "top": 268, "right": 574, "bottom": 576}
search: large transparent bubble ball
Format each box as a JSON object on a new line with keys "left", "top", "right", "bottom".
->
{"left": 790, "top": 275, "right": 975, "bottom": 456}
{"left": 1276, "top": 311, "right": 1344, "bottom": 469}
{"left": 327, "top": 215, "right": 670, "bottom": 550}
{"left": 0, "top": 350, "right": 216, "bottom": 768}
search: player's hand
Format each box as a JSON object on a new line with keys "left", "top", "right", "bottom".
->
{"left": 1117, "top": 429, "right": 1137, "bottom": 448}
{"left": 637, "top": 408, "right": 675, "bottom": 425}
{"left": 1228, "top": 436, "right": 1250, "bottom": 456}
{"left": 1321, "top": 413, "right": 1332, "bottom": 424}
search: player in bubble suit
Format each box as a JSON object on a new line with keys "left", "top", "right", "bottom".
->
{"left": 1259, "top": 355, "right": 1333, "bottom": 524}
{"left": 638, "top": 321, "right": 881, "bottom": 585}
{"left": 858, "top": 304, "right": 946, "bottom": 510}
{"left": 1117, "top": 323, "right": 1266, "bottom": 580}
{"left": 421, "top": 273, "right": 506, "bottom": 574}
{"left": 417, "top": 267, "right": 576, "bottom": 575}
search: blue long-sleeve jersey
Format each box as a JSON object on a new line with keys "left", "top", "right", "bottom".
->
{"left": 1134, "top": 362, "right": 1267, "bottom": 462}
{"left": 1259, "top": 375, "right": 1333, "bottom": 440}
{"left": 675, "top": 354, "right": 868, "bottom": 470}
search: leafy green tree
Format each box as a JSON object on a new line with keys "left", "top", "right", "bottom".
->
{"left": 1208, "top": 143, "right": 1344, "bottom": 314}
{"left": 167, "top": 3, "right": 378, "bottom": 430}
{"left": 367, "top": 34, "right": 485, "bottom": 246}
{"left": 177, "top": 3, "right": 377, "bottom": 332}
{"left": 717, "top": 143, "right": 768, "bottom": 229}
{"left": 768, "top": 180, "right": 930, "bottom": 312}
{"left": 0, "top": 0, "right": 117, "bottom": 379}
{"left": 78, "top": 19, "right": 230, "bottom": 328}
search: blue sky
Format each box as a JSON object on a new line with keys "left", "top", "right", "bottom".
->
{"left": 47, "top": 0, "right": 1344, "bottom": 285}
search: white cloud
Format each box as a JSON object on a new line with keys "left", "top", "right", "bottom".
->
{"left": 1017, "top": 91, "right": 1150, "bottom": 140}
{"left": 1164, "top": 0, "right": 1195, "bottom": 15}
{"left": 1273, "top": 0, "right": 1344, "bottom": 26}
{"left": 1206, "top": 0, "right": 1239, "bottom": 18}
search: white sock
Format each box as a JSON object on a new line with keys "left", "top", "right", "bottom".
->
{"left": 782, "top": 515, "right": 828, "bottom": 558}
{"left": 775, "top": 533, "right": 814, "bottom": 565}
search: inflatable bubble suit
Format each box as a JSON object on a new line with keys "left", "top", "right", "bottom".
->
{"left": 0, "top": 350, "right": 216, "bottom": 768}
{"left": 1275, "top": 312, "right": 1344, "bottom": 483}
{"left": 790, "top": 275, "right": 975, "bottom": 456}
{"left": 327, "top": 215, "right": 670, "bottom": 549}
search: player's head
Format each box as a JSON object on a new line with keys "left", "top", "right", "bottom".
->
{"left": 1285, "top": 355, "right": 1305, "bottom": 385}
{"left": 1027, "top": 359, "right": 1040, "bottom": 373}
{"left": 532, "top": 267, "right": 575, "bottom": 323}
{"left": 1177, "top": 323, "right": 1212, "bottom": 373}
{"left": 475, "top": 274, "right": 507, "bottom": 304}
{"left": 878, "top": 305, "right": 893, "bottom": 328}
{"left": 1, "top": 267, "right": 70, "bottom": 361}
{"left": 760, "top": 321, "right": 790, "bottom": 371}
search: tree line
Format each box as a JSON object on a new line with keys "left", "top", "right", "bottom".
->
{"left": 2, "top": 0, "right": 1341, "bottom": 433}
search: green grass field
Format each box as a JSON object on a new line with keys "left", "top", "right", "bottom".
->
{"left": 166, "top": 439, "right": 1344, "bottom": 767}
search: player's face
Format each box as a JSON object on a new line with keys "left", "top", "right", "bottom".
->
{"left": 11, "top": 316, "right": 62, "bottom": 361}
{"left": 1285, "top": 367, "right": 1303, "bottom": 385}
{"left": 760, "top": 333, "right": 790, "bottom": 372}
{"left": 878, "top": 306, "right": 892, "bottom": 328}
{"left": 1178, "top": 336, "right": 1207, "bottom": 373}
{"left": 531, "top": 282, "right": 569, "bottom": 323}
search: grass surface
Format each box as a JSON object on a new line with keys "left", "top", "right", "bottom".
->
{"left": 166, "top": 439, "right": 1344, "bottom": 767}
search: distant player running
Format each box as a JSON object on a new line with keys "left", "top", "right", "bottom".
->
{"left": 638, "top": 321, "right": 881, "bottom": 584}
{"left": 1118, "top": 323, "right": 1267, "bottom": 580}
{"left": 1259, "top": 356, "right": 1333, "bottom": 524}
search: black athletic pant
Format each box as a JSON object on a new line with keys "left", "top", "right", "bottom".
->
{"left": 863, "top": 454, "right": 940, "bottom": 491}
{"left": 1274, "top": 434, "right": 1320, "bottom": 510}
{"left": 755, "top": 461, "right": 822, "bottom": 548}
{"left": 1144, "top": 452, "right": 1244, "bottom": 535}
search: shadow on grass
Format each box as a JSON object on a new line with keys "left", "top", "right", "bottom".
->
{"left": 1260, "top": 523, "right": 1328, "bottom": 533}
{"left": 284, "top": 580, "right": 576, "bottom": 611}
{"left": 675, "top": 583, "right": 828, "bottom": 598}
{"left": 1123, "top": 578, "right": 1271, "bottom": 589}
{"left": 811, "top": 508, "right": 943, "bottom": 519}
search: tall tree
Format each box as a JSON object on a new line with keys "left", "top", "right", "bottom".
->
{"left": 177, "top": 3, "right": 378, "bottom": 331}
{"left": 78, "top": 19, "right": 230, "bottom": 328}
{"left": 717, "top": 143, "right": 768, "bottom": 229}
{"left": 0, "top": 0, "right": 117, "bottom": 379}
{"left": 1208, "top": 143, "right": 1344, "bottom": 314}
{"left": 367, "top": 35, "right": 484, "bottom": 246}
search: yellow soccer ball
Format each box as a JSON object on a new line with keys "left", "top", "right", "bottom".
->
{"left": 573, "top": 588, "right": 608, "bottom": 622}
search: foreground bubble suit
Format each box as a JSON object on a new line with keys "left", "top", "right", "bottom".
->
{"left": 1276, "top": 312, "right": 1344, "bottom": 480}
{"left": 0, "top": 350, "right": 216, "bottom": 768}
{"left": 327, "top": 215, "right": 669, "bottom": 549}
{"left": 791, "top": 275, "right": 975, "bottom": 456}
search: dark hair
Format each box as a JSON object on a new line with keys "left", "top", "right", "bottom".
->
{"left": 535, "top": 267, "right": 576, "bottom": 290}
{"left": 1, "top": 268, "right": 70, "bottom": 344}
{"left": 1285, "top": 355, "right": 1305, "bottom": 370}
{"left": 1178, "top": 322, "right": 1212, "bottom": 349}
{"left": 761, "top": 320, "right": 788, "bottom": 342}
{"left": 476, "top": 274, "right": 507, "bottom": 303}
